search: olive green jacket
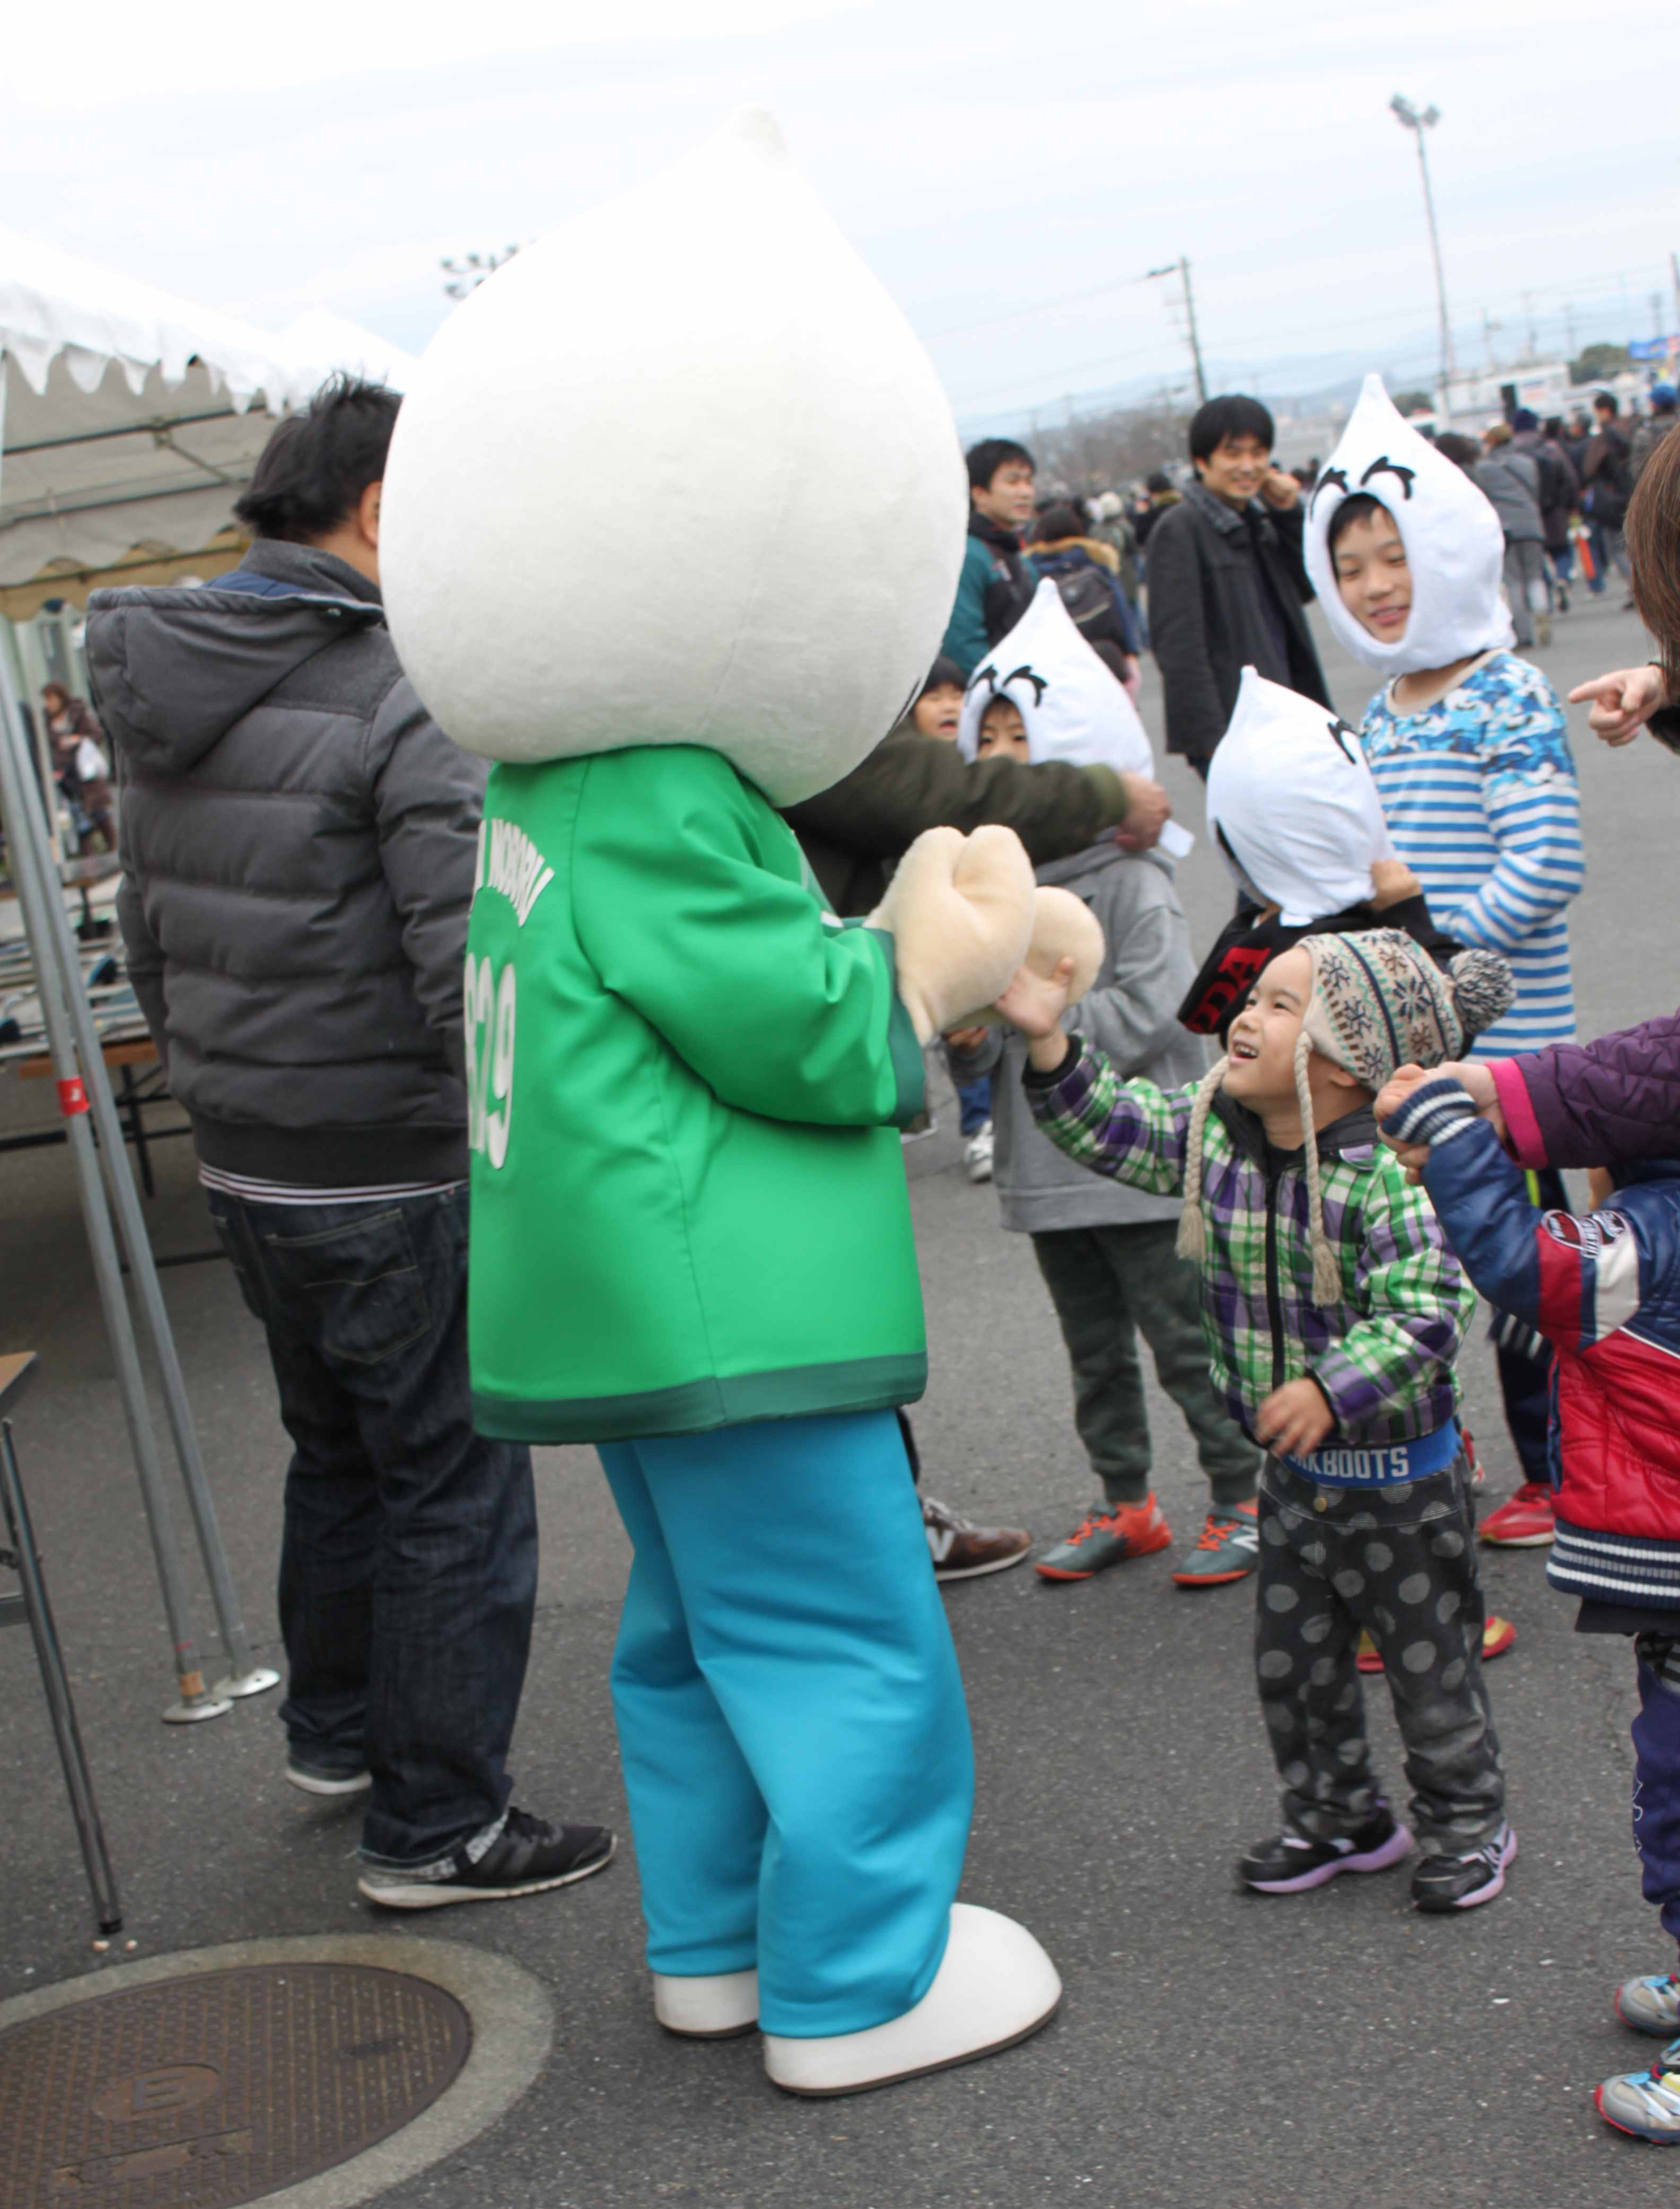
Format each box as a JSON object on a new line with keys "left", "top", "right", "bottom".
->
{"left": 783, "top": 723, "right": 1130, "bottom": 917}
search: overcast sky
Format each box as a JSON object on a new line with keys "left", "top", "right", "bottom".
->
{"left": 6, "top": 0, "right": 1676, "bottom": 427}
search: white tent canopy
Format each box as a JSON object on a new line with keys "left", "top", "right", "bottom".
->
{"left": 0, "top": 228, "right": 417, "bottom": 608}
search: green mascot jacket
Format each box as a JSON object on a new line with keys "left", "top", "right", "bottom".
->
{"left": 465, "top": 743, "right": 929, "bottom": 1443}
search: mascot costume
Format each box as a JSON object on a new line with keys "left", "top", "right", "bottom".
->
{"left": 380, "top": 110, "right": 1064, "bottom": 2097}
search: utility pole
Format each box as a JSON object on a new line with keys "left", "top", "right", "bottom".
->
{"left": 1521, "top": 292, "right": 1537, "bottom": 357}
{"left": 1390, "top": 95, "right": 1455, "bottom": 413}
{"left": 1147, "top": 258, "right": 1208, "bottom": 403}
{"left": 1564, "top": 302, "right": 1577, "bottom": 361}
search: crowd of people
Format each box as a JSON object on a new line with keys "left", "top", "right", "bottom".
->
{"left": 58, "top": 355, "right": 1680, "bottom": 2125}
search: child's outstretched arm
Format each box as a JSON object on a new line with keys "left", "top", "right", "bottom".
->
{"left": 1000, "top": 956, "right": 1191, "bottom": 1195}
{"left": 1384, "top": 1077, "right": 1641, "bottom": 1351}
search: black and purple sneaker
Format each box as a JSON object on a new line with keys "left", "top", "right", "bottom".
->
{"left": 1238, "top": 1806, "right": 1413, "bottom": 1894}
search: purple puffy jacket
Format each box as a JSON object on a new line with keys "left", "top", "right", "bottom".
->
{"left": 1491, "top": 1009, "right": 1680, "bottom": 1167}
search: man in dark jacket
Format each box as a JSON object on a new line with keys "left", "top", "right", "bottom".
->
{"left": 85, "top": 378, "right": 611, "bottom": 1911}
{"left": 940, "top": 438, "right": 1040, "bottom": 677}
{"left": 1582, "top": 391, "right": 1635, "bottom": 601}
{"left": 1144, "top": 394, "right": 1330, "bottom": 772}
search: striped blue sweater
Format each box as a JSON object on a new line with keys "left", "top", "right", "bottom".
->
{"left": 1360, "top": 652, "right": 1583, "bottom": 1057}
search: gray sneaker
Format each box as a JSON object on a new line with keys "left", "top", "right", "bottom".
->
{"left": 1617, "top": 1974, "right": 1680, "bottom": 2036}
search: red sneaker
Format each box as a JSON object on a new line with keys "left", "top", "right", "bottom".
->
{"left": 1482, "top": 1613, "right": 1517, "bottom": 1660}
{"left": 1478, "top": 1482, "right": 1555, "bottom": 1547}
{"left": 1358, "top": 1615, "right": 1516, "bottom": 1673}
{"left": 1034, "top": 1496, "right": 1172, "bottom": 1581}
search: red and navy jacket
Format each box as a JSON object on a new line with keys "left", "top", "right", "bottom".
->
{"left": 1387, "top": 1078, "right": 1680, "bottom": 1614}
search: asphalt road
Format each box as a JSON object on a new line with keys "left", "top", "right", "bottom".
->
{"left": 2, "top": 586, "right": 1677, "bottom": 2209}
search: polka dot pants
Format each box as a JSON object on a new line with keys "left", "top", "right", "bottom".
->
{"left": 1255, "top": 1455, "right": 1506, "bottom": 1855}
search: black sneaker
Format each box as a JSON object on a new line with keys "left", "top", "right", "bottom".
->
{"left": 1238, "top": 1805, "right": 1413, "bottom": 1894}
{"left": 1411, "top": 1823, "right": 1516, "bottom": 1913}
{"left": 286, "top": 1748, "right": 371, "bottom": 1798}
{"left": 358, "top": 1807, "right": 615, "bottom": 1910}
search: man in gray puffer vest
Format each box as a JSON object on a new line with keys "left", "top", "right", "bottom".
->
{"left": 85, "top": 377, "right": 612, "bottom": 1910}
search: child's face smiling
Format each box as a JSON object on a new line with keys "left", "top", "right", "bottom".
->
{"left": 1333, "top": 506, "right": 1412, "bottom": 645}
{"left": 912, "top": 682, "right": 965, "bottom": 740}
{"left": 975, "top": 700, "right": 1030, "bottom": 762}
{"left": 1223, "top": 945, "right": 1312, "bottom": 1105}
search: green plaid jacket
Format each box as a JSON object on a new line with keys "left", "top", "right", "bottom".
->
{"left": 1025, "top": 1040, "right": 1474, "bottom": 1447}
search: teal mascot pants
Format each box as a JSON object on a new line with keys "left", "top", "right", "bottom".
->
{"left": 598, "top": 1408, "right": 975, "bottom": 2037}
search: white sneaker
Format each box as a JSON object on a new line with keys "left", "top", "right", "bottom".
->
{"left": 762, "top": 1903, "right": 1061, "bottom": 2097}
{"left": 964, "top": 1121, "right": 994, "bottom": 1184}
{"left": 653, "top": 1968, "right": 759, "bottom": 2038}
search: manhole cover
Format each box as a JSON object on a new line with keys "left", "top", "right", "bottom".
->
{"left": 0, "top": 1963, "right": 471, "bottom": 2209}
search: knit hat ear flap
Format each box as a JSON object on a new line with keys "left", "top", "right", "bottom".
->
{"left": 1295, "top": 1026, "right": 1341, "bottom": 1307}
{"left": 1175, "top": 1058, "right": 1228, "bottom": 1265}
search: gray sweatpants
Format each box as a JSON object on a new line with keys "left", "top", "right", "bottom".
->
{"left": 1030, "top": 1221, "right": 1260, "bottom": 1509}
{"left": 1255, "top": 1454, "right": 1505, "bottom": 1855}
{"left": 1503, "top": 538, "right": 1551, "bottom": 645}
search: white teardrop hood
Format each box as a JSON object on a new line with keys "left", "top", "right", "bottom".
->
{"left": 1207, "top": 667, "right": 1396, "bottom": 927}
{"left": 1303, "top": 371, "right": 1515, "bottom": 675}
{"left": 379, "top": 109, "right": 968, "bottom": 806}
{"left": 955, "top": 581, "right": 1154, "bottom": 778}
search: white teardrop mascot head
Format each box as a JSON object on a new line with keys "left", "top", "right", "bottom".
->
{"left": 1207, "top": 668, "right": 1397, "bottom": 927}
{"left": 379, "top": 110, "right": 967, "bottom": 806}
{"left": 1303, "top": 371, "right": 1515, "bottom": 674}
{"left": 955, "top": 580, "right": 1154, "bottom": 777}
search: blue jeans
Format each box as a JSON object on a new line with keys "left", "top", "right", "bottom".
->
{"left": 599, "top": 1410, "right": 973, "bottom": 2036}
{"left": 1633, "top": 1640, "right": 1680, "bottom": 1950}
{"left": 208, "top": 1186, "right": 537, "bottom": 1867}
{"left": 955, "top": 1073, "right": 993, "bottom": 1138}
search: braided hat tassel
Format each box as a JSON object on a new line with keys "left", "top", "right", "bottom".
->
{"left": 1175, "top": 1058, "right": 1228, "bottom": 1266}
{"left": 1294, "top": 1027, "right": 1341, "bottom": 1307}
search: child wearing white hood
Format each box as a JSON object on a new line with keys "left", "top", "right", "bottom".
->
{"left": 1307, "top": 374, "right": 1586, "bottom": 1553}
{"left": 947, "top": 584, "right": 1262, "bottom": 1587}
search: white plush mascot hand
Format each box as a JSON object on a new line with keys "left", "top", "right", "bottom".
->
{"left": 953, "top": 885, "right": 1106, "bottom": 1032}
{"left": 868, "top": 826, "right": 1037, "bottom": 1044}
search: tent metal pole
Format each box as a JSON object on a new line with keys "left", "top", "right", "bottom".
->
{"left": 10, "top": 681, "right": 276, "bottom": 1701}
{"left": 0, "top": 651, "right": 229, "bottom": 1723}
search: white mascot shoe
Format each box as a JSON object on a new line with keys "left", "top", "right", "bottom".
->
{"left": 653, "top": 1968, "right": 759, "bottom": 2039}
{"left": 762, "top": 1904, "right": 1061, "bottom": 2096}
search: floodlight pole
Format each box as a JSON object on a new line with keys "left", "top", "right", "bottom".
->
{"left": 1391, "top": 94, "right": 1456, "bottom": 415}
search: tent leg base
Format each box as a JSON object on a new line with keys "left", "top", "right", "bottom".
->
{"left": 162, "top": 1693, "right": 233, "bottom": 1725}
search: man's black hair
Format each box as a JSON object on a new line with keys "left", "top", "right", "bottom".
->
{"left": 234, "top": 374, "right": 402, "bottom": 543}
{"left": 919, "top": 655, "right": 966, "bottom": 697}
{"left": 964, "top": 437, "right": 1035, "bottom": 493}
{"left": 1145, "top": 469, "right": 1172, "bottom": 495}
{"left": 1593, "top": 390, "right": 1620, "bottom": 417}
{"left": 1435, "top": 431, "right": 1481, "bottom": 473}
{"left": 1325, "top": 491, "right": 1388, "bottom": 555}
{"left": 1188, "top": 394, "right": 1275, "bottom": 465}
{"left": 1543, "top": 415, "right": 1565, "bottom": 440}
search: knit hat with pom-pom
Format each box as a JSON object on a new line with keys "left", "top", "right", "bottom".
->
{"left": 1299, "top": 930, "right": 1513, "bottom": 1093}
{"left": 1175, "top": 929, "right": 1513, "bottom": 1308}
